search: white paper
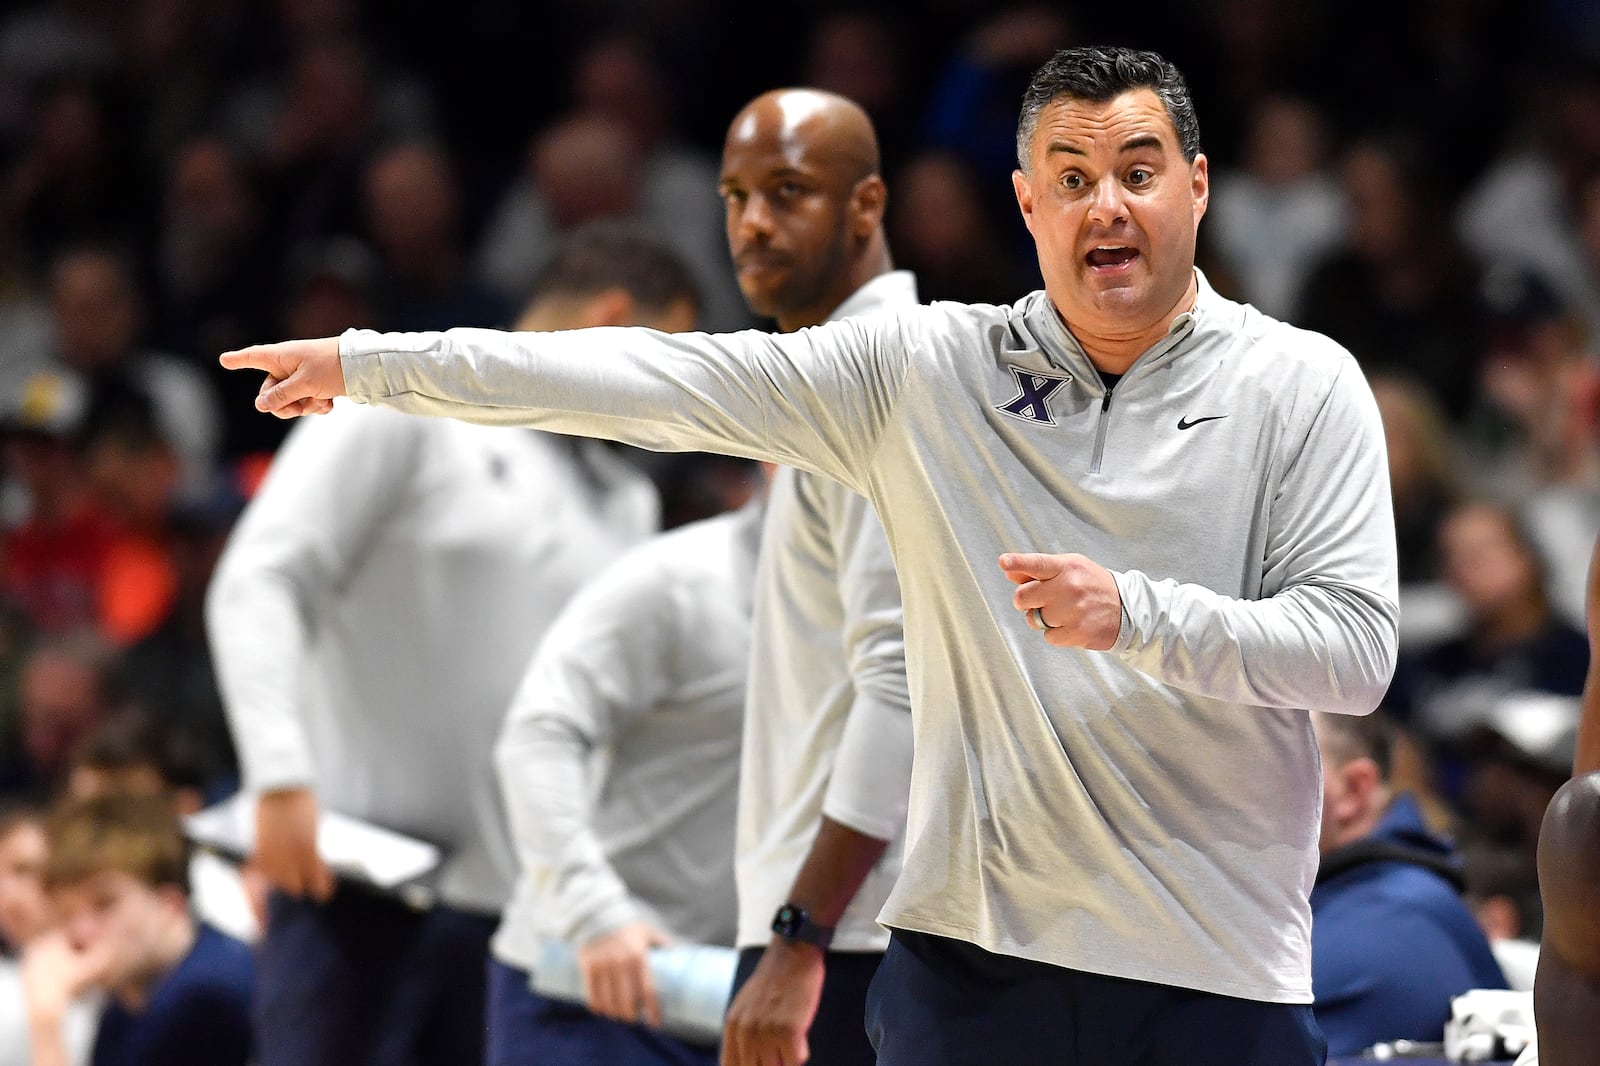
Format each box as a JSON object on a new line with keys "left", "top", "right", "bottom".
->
{"left": 183, "top": 793, "right": 442, "bottom": 890}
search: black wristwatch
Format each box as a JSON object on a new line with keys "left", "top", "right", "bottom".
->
{"left": 771, "top": 902, "right": 834, "bottom": 950}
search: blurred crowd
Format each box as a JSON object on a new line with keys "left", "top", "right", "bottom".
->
{"left": 1, "top": 0, "right": 1599, "bottom": 1058}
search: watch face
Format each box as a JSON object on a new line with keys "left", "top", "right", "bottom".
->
{"left": 772, "top": 904, "right": 803, "bottom": 937}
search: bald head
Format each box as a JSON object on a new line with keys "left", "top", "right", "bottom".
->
{"left": 718, "top": 89, "right": 892, "bottom": 330}
{"left": 724, "top": 89, "right": 880, "bottom": 186}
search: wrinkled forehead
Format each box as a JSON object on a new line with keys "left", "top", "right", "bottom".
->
{"left": 1030, "top": 89, "right": 1179, "bottom": 162}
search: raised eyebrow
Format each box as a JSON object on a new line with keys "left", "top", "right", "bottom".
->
{"left": 1120, "top": 135, "right": 1164, "bottom": 155}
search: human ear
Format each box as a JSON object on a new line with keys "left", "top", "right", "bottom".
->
{"left": 851, "top": 175, "right": 887, "bottom": 238}
{"left": 1012, "top": 170, "right": 1036, "bottom": 236}
{"left": 1191, "top": 153, "right": 1210, "bottom": 223}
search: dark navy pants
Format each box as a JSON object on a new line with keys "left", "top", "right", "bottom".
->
{"left": 485, "top": 958, "right": 718, "bottom": 1066}
{"left": 866, "top": 930, "right": 1327, "bottom": 1066}
{"left": 730, "top": 945, "right": 884, "bottom": 1066}
{"left": 255, "top": 888, "right": 497, "bottom": 1066}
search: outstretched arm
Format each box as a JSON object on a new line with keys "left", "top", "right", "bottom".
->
{"left": 222, "top": 317, "right": 915, "bottom": 494}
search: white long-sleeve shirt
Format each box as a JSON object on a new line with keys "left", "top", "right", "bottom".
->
{"left": 492, "top": 499, "right": 761, "bottom": 971}
{"left": 335, "top": 270, "right": 1399, "bottom": 1001}
{"left": 736, "top": 272, "right": 916, "bottom": 951}
{"left": 206, "top": 402, "right": 657, "bottom": 913}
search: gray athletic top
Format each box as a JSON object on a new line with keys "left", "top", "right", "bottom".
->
{"left": 493, "top": 500, "right": 761, "bottom": 971}
{"left": 208, "top": 403, "right": 658, "bottom": 913}
{"left": 738, "top": 271, "right": 915, "bottom": 952}
{"left": 338, "top": 271, "right": 1399, "bottom": 1001}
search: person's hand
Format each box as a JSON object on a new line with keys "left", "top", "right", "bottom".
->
{"left": 577, "top": 921, "right": 672, "bottom": 1028}
{"left": 20, "top": 929, "right": 113, "bottom": 1023}
{"left": 254, "top": 787, "right": 335, "bottom": 902}
{"left": 219, "top": 337, "right": 345, "bottom": 418}
{"left": 721, "top": 939, "right": 825, "bottom": 1066}
{"left": 999, "top": 552, "right": 1122, "bottom": 649}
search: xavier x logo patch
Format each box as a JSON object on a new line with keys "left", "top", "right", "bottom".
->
{"left": 996, "top": 365, "right": 1072, "bottom": 425}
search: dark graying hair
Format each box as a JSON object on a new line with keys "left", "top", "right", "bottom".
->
{"left": 529, "top": 220, "right": 701, "bottom": 318}
{"left": 1016, "top": 46, "right": 1201, "bottom": 172}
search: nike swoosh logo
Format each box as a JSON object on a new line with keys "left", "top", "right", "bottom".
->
{"left": 1177, "top": 415, "right": 1228, "bottom": 431}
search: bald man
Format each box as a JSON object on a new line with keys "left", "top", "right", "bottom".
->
{"left": 714, "top": 90, "right": 914, "bottom": 1066}
{"left": 1528, "top": 534, "right": 1600, "bottom": 1065}
{"left": 474, "top": 90, "right": 911, "bottom": 1066}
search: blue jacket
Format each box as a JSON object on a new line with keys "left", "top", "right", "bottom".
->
{"left": 1311, "top": 792, "right": 1507, "bottom": 1056}
{"left": 91, "top": 923, "right": 254, "bottom": 1066}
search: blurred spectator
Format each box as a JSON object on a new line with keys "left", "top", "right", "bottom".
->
{"left": 1390, "top": 501, "right": 1588, "bottom": 736}
{"left": 65, "top": 710, "right": 261, "bottom": 944}
{"left": 1457, "top": 64, "right": 1600, "bottom": 344}
{"left": 476, "top": 112, "right": 640, "bottom": 306}
{"left": 1206, "top": 95, "right": 1345, "bottom": 320}
{"left": 3, "top": 80, "right": 145, "bottom": 277}
{"left": 1389, "top": 500, "right": 1588, "bottom": 849}
{"left": 79, "top": 393, "right": 183, "bottom": 647}
{"left": 802, "top": 12, "right": 912, "bottom": 171}
{"left": 46, "top": 246, "right": 221, "bottom": 498}
{"left": 0, "top": 803, "right": 101, "bottom": 1066}
{"left": 280, "top": 236, "right": 379, "bottom": 338}
{"left": 1, "top": 806, "right": 55, "bottom": 953}
{"left": 1, "top": 371, "right": 116, "bottom": 636}
{"left": 478, "top": 95, "right": 746, "bottom": 332}
{"left": 225, "top": 34, "right": 437, "bottom": 248}
{"left": 922, "top": 6, "right": 1072, "bottom": 185}
{"left": 155, "top": 136, "right": 272, "bottom": 356}
{"left": 570, "top": 35, "right": 747, "bottom": 331}
{"left": 1298, "top": 134, "right": 1485, "bottom": 421}
{"left": 116, "top": 483, "right": 243, "bottom": 794}
{"left": 1372, "top": 374, "right": 1463, "bottom": 588}
{"left": 1462, "top": 843, "right": 1543, "bottom": 992}
{"left": 27, "top": 793, "right": 253, "bottom": 1066}
{"left": 889, "top": 149, "right": 1033, "bottom": 304}
{"left": 359, "top": 140, "right": 504, "bottom": 331}
{"left": 1310, "top": 711, "right": 1506, "bottom": 1057}
{"left": 0, "top": 2, "right": 116, "bottom": 125}
{"left": 0, "top": 630, "right": 117, "bottom": 799}
{"left": 1469, "top": 264, "right": 1600, "bottom": 626}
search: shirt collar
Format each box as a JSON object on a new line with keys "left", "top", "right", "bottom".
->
{"left": 826, "top": 270, "right": 920, "bottom": 323}
{"left": 1025, "top": 267, "right": 1215, "bottom": 375}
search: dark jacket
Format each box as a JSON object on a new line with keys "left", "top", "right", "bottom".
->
{"left": 1310, "top": 792, "right": 1507, "bottom": 1056}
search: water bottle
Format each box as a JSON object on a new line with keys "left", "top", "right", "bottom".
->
{"left": 531, "top": 938, "right": 739, "bottom": 1046}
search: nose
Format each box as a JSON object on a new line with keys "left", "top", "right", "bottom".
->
{"left": 733, "top": 191, "right": 776, "bottom": 246}
{"left": 1086, "top": 177, "right": 1129, "bottom": 227}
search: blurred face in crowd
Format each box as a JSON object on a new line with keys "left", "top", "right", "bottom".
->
{"left": 55, "top": 869, "right": 187, "bottom": 994}
{"left": 719, "top": 90, "right": 883, "bottom": 329}
{"left": 1439, "top": 504, "right": 1539, "bottom": 618}
{"left": 20, "top": 651, "right": 105, "bottom": 777}
{"left": 1013, "top": 89, "right": 1207, "bottom": 347}
{"left": 49, "top": 253, "right": 142, "bottom": 371}
{"left": 0, "top": 820, "right": 53, "bottom": 947}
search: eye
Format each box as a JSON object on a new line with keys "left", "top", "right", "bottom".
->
{"left": 1126, "top": 167, "right": 1153, "bottom": 186}
{"left": 1061, "top": 172, "right": 1084, "bottom": 190}
{"left": 719, "top": 188, "right": 747, "bottom": 206}
{"left": 777, "top": 181, "right": 807, "bottom": 199}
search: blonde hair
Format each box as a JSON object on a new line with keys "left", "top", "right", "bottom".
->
{"left": 45, "top": 793, "right": 188, "bottom": 893}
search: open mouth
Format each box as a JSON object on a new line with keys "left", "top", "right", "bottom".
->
{"left": 1086, "top": 246, "right": 1139, "bottom": 270}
